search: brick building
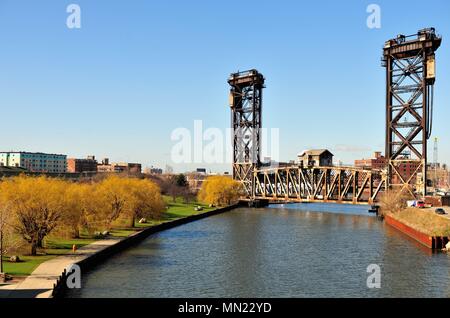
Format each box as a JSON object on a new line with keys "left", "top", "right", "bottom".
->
{"left": 67, "top": 156, "right": 98, "bottom": 173}
{"left": 354, "top": 151, "right": 422, "bottom": 185}
{"left": 97, "top": 158, "right": 142, "bottom": 174}
{"left": 354, "top": 152, "right": 386, "bottom": 170}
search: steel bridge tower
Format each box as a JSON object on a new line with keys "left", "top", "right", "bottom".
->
{"left": 228, "top": 70, "right": 265, "bottom": 196}
{"left": 382, "top": 28, "right": 441, "bottom": 198}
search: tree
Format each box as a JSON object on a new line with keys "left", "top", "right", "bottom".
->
{"left": 61, "top": 183, "right": 90, "bottom": 238}
{"left": 378, "top": 188, "right": 410, "bottom": 216}
{"left": 198, "top": 176, "right": 242, "bottom": 206}
{"left": 95, "top": 176, "right": 131, "bottom": 229}
{"left": 0, "top": 204, "right": 13, "bottom": 277}
{"left": 163, "top": 174, "right": 189, "bottom": 202}
{"left": 124, "top": 179, "right": 165, "bottom": 227}
{"left": 175, "top": 174, "right": 188, "bottom": 187}
{"left": 1, "top": 176, "right": 66, "bottom": 256}
{"left": 81, "top": 183, "right": 108, "bottom": 235}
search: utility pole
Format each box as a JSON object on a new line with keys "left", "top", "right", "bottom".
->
{"left": 433, "top": 137, "right": 438, "bottom": 189}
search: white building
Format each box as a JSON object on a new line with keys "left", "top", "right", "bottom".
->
{"left": 0, "top": 152, "right": 67, "bottom": 173}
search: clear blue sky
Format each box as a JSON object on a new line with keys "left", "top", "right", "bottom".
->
{"left": 0, "top": 0, "right": 449, "bottom": 173}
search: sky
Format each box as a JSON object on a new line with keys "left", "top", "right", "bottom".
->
{"left": 0, "top": 0, "right": 449, "bottom": 173}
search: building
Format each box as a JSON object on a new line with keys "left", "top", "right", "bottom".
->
{"left": 97, "top": 158, "right": 142, "bottom": 174}
{"left": 0, "top": 151, "right": 67, "bottom": 173}
{"left": 429, "top": 163, "right": 450, "bottom": 190}
{"left": 355, "top": 152, "right": 387, "bottom": 170}
{"left": 297, "top": 149, "right": 333, "bottom": 167}
{"left": 144, "top": 166, "right": 163, "bottom": 175}
{"left": 354, "top": 151, "right": 423, "bottom": 186}
{"left": 67, "top": 156, "right": 98, "bottom": 173}
{"left": 186, "top": 169, "right": 208, "bottom": 192}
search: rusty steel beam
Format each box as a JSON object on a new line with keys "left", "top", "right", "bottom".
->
{"left": 382, "top": 28, "right": 441, "bottom": 198}
{"left": 252, "top": 166, "right": 387, "bottom": 205}
{"left": 228, "top": 70, "right": 265, "bottom": 197}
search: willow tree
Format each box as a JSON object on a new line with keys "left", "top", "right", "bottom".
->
{"left": 198, "top": 176, "right": 242, "bottom": 206}
{"left": 1, "top": 176, "right": 66, "bottom": 255}
{"left": 125, "top": 178, "right": 165, "bottom": 227}
{"left": 61, "top": 182, "right": 91, "bottom": 238}
{"left": 95, "top": 176, "right": 133, "bottom": 229}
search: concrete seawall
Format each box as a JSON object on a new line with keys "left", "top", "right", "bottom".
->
{"left": 53, "top": 204, "right": 239, "bottom": 298}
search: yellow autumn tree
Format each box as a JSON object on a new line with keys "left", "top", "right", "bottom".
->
{"left": 0, "top": 176, "right": 67, "bottom": 255}
{"left": 123, "top": 178, "right": 165, "bottom": 227}
{"left": 60, "top": 182, "right": 92, "bottom": 238}
{"left": 198, "top": 176, "right": 242, "bottom": 206}
{"left": 94, "top": 176, "right": 132, "bottom": 230}
{"left": 81, "top": 182, "right": 110, "bottom": 234}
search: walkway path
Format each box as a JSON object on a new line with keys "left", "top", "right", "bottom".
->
{"left": 0, "top": 205, "right": 235, "bottom": 298}
{"left": 0, "top": 237, "right": 122, "bottom": 298}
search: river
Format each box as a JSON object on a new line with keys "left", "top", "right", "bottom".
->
{"left": 66, "top": 204, "right": 450, "bottom": 298}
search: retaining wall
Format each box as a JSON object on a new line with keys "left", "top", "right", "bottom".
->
{"left": 385, "top": 214, "right": 449, "bottom": 249}
{"left": 53, "top": 204, "right": 239, "bottom": 298}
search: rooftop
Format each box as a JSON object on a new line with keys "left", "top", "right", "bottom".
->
{"left": 0, "top": 151, "right": 66, "bottom": 156}
{"left": 298, "top": 149, "right": 334, "bottom": 157}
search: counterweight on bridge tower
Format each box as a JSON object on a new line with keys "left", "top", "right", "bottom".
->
{"left": 228, "top": 69, "right": 265, "bottom": 197}
{"left": 382, "top": 28, "right": 441, "bottom": 198}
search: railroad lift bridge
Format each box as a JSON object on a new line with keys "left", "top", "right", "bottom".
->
{"left": 228, "top": 28, "right": 441, "bottom": 206}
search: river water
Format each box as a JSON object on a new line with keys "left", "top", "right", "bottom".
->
{"left": 67, "top": 204, "right": 450, "bottom": 298}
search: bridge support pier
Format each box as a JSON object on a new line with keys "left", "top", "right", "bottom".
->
{"left": 247, "top": 199, "right": 269, "bottom": 208}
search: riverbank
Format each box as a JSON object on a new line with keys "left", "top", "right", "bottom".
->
{"left": 1, "top": 197, "right": 214, "bottom": 277}
{"left": 0, "top": 198, "right": 234, "bottom": 298}
{"left": 384, "top": 208, "right": 450, "bottom": 249}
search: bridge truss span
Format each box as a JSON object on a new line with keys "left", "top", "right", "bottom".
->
{"left": 252, "top": 166, "right": 387, "bottom": 205}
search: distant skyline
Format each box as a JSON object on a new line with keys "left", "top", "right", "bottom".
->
{"left": 0, "top": 0, "right": 449, "bottom": 173}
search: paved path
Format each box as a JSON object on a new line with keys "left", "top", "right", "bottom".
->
{"left": 0, "top": 237, "right": 122, "bottom": 298}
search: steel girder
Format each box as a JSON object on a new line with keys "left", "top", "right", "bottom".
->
{"left": 228, "top": 70, "right": 265, "bottom": 196}
{"left": 383, "top": 28, "right": 441, "bottom": 198}
{"left": 252, "top": 166, "right": 387, "bottom": 205}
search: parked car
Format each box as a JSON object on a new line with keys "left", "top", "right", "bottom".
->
{"left": 416, "top": 201, "right": 425, "bottom": 208}
{"left": 435, "top": 208, "right": 446, "bottom": 215}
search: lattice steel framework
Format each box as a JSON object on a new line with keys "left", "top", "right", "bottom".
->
{"left": 228, "top": 70, "right": 265, "bottom": 196}
{"left": 253, "top": 166, "right": 386, "bottom": 205}
{"left": 382, "top": 28, "right": 441, "bottom": 198}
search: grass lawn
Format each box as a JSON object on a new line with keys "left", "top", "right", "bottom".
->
{"left": 161, "top": 195, "right": 216, "bottom": 221}
{"left": 2, "top": 196, "right": 217, "bottom": 277}
{"left": 2, "top": 255, "right": 55, "bottom": 277}
{"left": 2, "top": 236, "right": 97, "bottom": 276}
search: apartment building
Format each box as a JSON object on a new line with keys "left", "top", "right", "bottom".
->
{"left": 0, "top": 151, "right": 67, "bottom": 173}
